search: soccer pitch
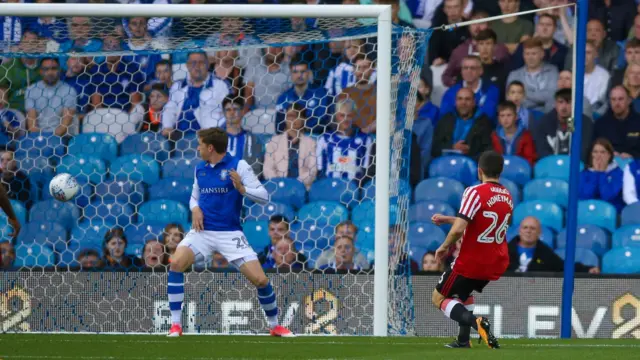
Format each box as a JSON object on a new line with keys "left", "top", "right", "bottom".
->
{"left": 1, "top": 335, "right": 639, "bottom": 360}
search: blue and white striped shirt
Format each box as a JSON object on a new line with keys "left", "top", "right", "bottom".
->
{"left": 324, "top": 61, "right": 378, "bottom": 97}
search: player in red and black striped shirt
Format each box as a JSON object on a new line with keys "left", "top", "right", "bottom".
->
{"left": 431, "top": 151, "right": 513, "bottom": 349}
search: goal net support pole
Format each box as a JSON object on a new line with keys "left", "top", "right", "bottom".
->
{"left": 0, "top": 2, "right": 394, "bottom": 337}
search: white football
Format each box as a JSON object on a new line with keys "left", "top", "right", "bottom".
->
{"left": 49, "top": 173, "right": 80, "bottom": 202}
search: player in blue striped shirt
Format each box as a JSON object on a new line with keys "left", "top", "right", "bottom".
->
{"left": 166, "top": 127, "right": 294, "bottom": 338}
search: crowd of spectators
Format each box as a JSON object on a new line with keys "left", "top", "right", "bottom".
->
{"left": 0, "top": 0, "right": 640, "bottom": 273}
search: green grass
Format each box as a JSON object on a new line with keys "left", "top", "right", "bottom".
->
{"left": 1, "top": 335, "right": 638, "bottom": 360}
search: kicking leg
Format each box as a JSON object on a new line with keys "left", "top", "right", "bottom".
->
{"left": 237, "top": 258, "right": 294, "bottom": 337}
{"left": 166, "top": 246, "right": 195, "bottom": 337}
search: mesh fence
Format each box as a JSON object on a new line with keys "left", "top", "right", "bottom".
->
{"left": 0, "top": 9, "right": 428, "bottom": 335}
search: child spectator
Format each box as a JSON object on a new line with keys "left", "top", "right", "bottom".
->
{"left": 142, "top": 239, "right": 167, "bottom": 269}
{"left": 138, "top": 84, "right": 168, "bottom": 132}
{"left": 491, "top": 101, "right": 537, "bottom": 165}
{"left": 579, "top": 138, "right": 625, "bottom": 212}
{"left": 421, "top": 251, "right": 440, "bottom": 272}
{"left": 102, "top": 227, "right": 143, "bottom": 270}
{"left": 76, "top": 249, "right": 103, "bottom": 270}
{"left": 257, "top": 215, "right": 290, "bottom": 266}
{"left": 505, "top": 81, "right": 536, "bottom": 129}
{"left": 162, "top": 223, "right": 184, "bottom": 256}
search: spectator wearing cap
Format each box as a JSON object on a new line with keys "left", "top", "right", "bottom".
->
{"left": 583, "top": 40, "right": 610, "bottom": 117}
{"left": 0, "top": 241, "right": 15, "bottom": 270}
{"left": 138, "top": 84, "right": 168, "bottom": 132}
{"left": 506, "top": 38, "right": 558, "bottom": 113}
{"left": 442, "top": 10, "right": 510, "bottom": 87}
{"left": 0, "top": 31, "right": 42, "bottom": 113}
{"left": 440, "top": 55, "right": 500, "bottom": 121}
{"left": 490, "top": 0, "right": 534, "bottom": 54}
{"left": 564, "top": 19, "right": 619, "bottom": 73}
{"left": 510, "top": 13, "right": 567, "bottom": 72}
{"left": 428, "top": 0, "right": 469, "bottom": 66}
{"left": 223, "top": 96, "right": 263, "bottom": 176}
{"left": 594, "top": 86, "right": 640, "bottom": 159}
{"left": 491, "top": 101, "right": 537, "bottom": 166}
{"left": 263, "top": 103, "right": 318, "bottom": 190}
{"left": 579, "top": 138, "right": 625, "bottom": 212}
{"left": 162, "top": 52, "right": 229, "bottom": 139}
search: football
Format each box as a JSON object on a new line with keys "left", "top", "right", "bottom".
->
{"left": 49, "top": 173, "right": 80, "bottom": 202}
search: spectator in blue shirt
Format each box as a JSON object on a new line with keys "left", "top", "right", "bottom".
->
{"left": 324, "top": 38, "right": 377, "bottom": 97}
{"left": 121, "top": 0, "right": 173, "bottom": 39}
{"left": 416, "top": 68, "right": 439, "bottom": 126}
{"left": 0, "top": 10, "right": 22, "bottom": 45}
{"left": 122, "top": 17, "right": 167, "bottom": 80}
{"left": 22, "top": 0, "right": 68, "bottom": 44}
{"left": 506, "top": 80, "right": 537, "bottom": 129}
{"left": 59, "top": 17, "right": 103, "bottom": 54}
{"left": 0, "top": 86, "right": 24, "bottom": 143}
{"left": 222, "top": 96, "right": 263, "bottom": 176}
{"left": 276, "top": 54, "right": 330, "bottom": 133}
{"left": 579, "top": 138, "right": 625, "bottom": 212}
{"left": 89, "top": 36, "right": 145, "bottom": 112}
{"left": 439, "top": 55, "right": 500, "bottom": 122}
{"left": 62, "top": 57, "right": 93, "bottom": 115}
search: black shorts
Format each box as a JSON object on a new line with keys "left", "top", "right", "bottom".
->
{"left": 435, "top": 267, "right": 489, "bottom": 301}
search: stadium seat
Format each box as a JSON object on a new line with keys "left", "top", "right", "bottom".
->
{"left": 162, "top": 158, "right": 198, "bottom": 180}
{"left": 292, "top": 220, "right": 333, "bottom": 251}
{"left": 120, "top": 132, "right": 171, "bottom": 162}
{"left": 408, "top": 200, "right": 455, "bottom": 224}
{"left": 362, "top": 179, "right": 411, "bottom": 201}
{"left": 94, "top": 180, "right": 146, "bottom": 206}
{"left": 409, "top": 245, "right": 429, "bottom": 267}
{"left": 408, "top": 222, "right": 446, "bottom": 252}
{"left": 14, "top": 243, "right": 55, "bottom": 267}
{"left": 82, "top": 108, "right": 137, "bottom": 144}
{"left": 621, "top": 202, "right": 640, "bottom": 226}
{"left": 556, "top": 224, "right": 609, "bottom": 256}
{"left": 29, "top": 199, "right": 80, "bottom": 231}
{"left": 149, "top": 178, "right": 192, "bottom": 206}
{"left": 124, "top": 222, "right": 166, "bottom": 247}
{"left": 84, "top": 200, "right": 135, "bottom": 227}
{"left": 578, "top": 200, "right": 617, "bottom": 232}
{"left": 138, "top": 199, "right": 189, "bottom": 225}
{"left": 67, "top": 133, "right": 118, "bottom": 163}
{"left": 513, "top": 200, "right": 564, "bottom": 231}
{"left": 242, "top": 220, "right": 271, "bottom": 251}
{"left": 297, "top": 201, "right": 348, "bottom": 226}
{"left": 15, "top": 133, "right": 66, "bottom": 160}
{"left": 414, "top": 177, "right": 465, "bottom": 209}
{"left": 502, "top": 155, "right": 532, "bottom": 187}
{"left": 612, "top": 225, "right": 640, "bottom": 248}
{"left": 356, "top": 221, "right": 375, "bottom": 252}
{"left": 602, "top": 247, "right": 640, "bottom": 274}
{"left": 534, "top": 155, "right": 583, "bottom": 181}
{"left": 555, "top": 248, "right": 600, "bottom": 268}
{"left": 264, "top": 178, "right": 307, "bottom": 210}
{"left": 110, "top": 154, "right": 160, "bottom": 185}
{"left": 17, "top": 221, "right": 68, "bottom": 246}
{"left": 56, "top": 154, "right": 107, "bottom": 185}
{"left": 429, "top": 155, "right": 478, "bottom": 186}
{"left": 243, "top": 108, "right": 277, "bottom": 134}
{"left": 507, "top": 224, "right": 555, "bottom": 248}
{"left": 56, "top": 238, "right": 81, "bottom": 268}
{"left": 244, "top": 202, "right": 295, "bottom": 222}
{"left": 351, "top": 201, "right": 374, "bottom": 226}
{"left": 524, "top": 178, "right": 570, "bottom": 208}
{"left": 308, "top": 178, "right": 360, "bottom": 209}
{"left": 171, "top": 133, "right": 198, "bottom": 159}
{"left": 70, "top": 220, "right": 115, "bottom": 248}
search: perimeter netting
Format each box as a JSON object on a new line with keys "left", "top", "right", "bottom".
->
{"left": 0, "top": 11, "right": 428, "bottom": 335}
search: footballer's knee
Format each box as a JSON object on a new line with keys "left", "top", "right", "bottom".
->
{"left": 253, "top": 274, "right": 270, "bottom": 288}
{"left": 169, "top": 247, "right": 194, "bottom": 272}
{"left": 432, "top": 289, "right": 445, "bottom": 309}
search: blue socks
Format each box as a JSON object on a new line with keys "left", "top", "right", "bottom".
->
{"left": 168, "top": 271, "right": 184, "bottom": 325}
{"left": 257, "top": 282, "right": 278, "bottom": 328}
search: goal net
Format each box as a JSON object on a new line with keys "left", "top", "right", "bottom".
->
{"left": 0, "top": 4, "right": 428, "bottom": 335}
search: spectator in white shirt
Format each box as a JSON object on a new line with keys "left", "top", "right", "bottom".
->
{"left": 584, "top": 40, "right": 610, "bottom": 117}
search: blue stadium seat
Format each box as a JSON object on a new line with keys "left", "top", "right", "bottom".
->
{"left": 17, "top": 221, "right": 68, "bottom": 246}
{"left": 429, "top": 155, "right": 478, "bottom": 186}
{"left": 124, "top": 222, "right": 166, "bottom": 247}
{"left": 502, "top": 155, "right": 532, "bottom": 187}
{"left": 408, "top": 200, "right": 455, "bottom": 224}
{"left": 149, "top": 178, "right": 191, "bottom": 206}
{"left": 162, "top": 157, "right": 198, "bottom": 180}
{"left": 14, "top": 243, "right": 55, "bottom": 267}
{"left": 362, "top": 179, "right": 411, "bottom": 201}
{"left": 67, "top": 133, "right": 118, "bottom": 163}
{"left": 56, "top": 238, "right": 81, "bottom": 268}
{"left": 507, "top": 224, "right": 555, "bottom": 248}
{"left": 524, "top": 178, "right": 570, "bottom": 208}
{"left": 555, "top": 248, "right": 600, "bottom": 268}
{"left": 120, "top": 132, "right": 170, "bottom": 162}
{"left": 244, "top": 202, "right": 295, "bottom": 222}
{"left": 578, "top": 200, "right": 617, "bottom": 232}
{"left": 297, "top": 201, "right": 348, "bottom": 226}
{"left": 352, "top": 201, "right": 374, "bottom": 226}
{"left": 602, "top": 247, "right": 640, "bottom": 274}
{"left": 29, "top": 199, "right": 80, "bottom": 231}
{"left": 15, "top": 155, "right": 55, "bottom": 186}
{"left": 513, "top": 200, "right": 564, "bottom": 231}
{"left": 71, "top": 220, "right": 115, "bottom": 248}
{"left": 356, "top": 221, "right": 375, "bottom": 252}
{"left": 110, "top": 154, "right": 160, "bottom": 185}
{"left": 414, "top": 177, "right": 465, "bottom": 209}
{"left": 621, "top": 202, "right": 640, "bottom": 226}
{"left": 1, "top": 200, "right": 27, "bottom": 225}
{"left": 94, "top": 180, "right": 146, "bottom": 206}
{"left": 308, "top": 178, "right": 360, "bottom": 209}
{"left": 15, "top": 133, "right": 66, "bottom": 160}
{"left": 264, "top": 178, "right": 307, "bottom": 210}
{"left": 534, "top": 155, "right": 583, "bottom": 181}
{"left": 84, "top": 200, "right": 135, "bottom": 227}
{"left": 409, "top": 222, "right": 446, "bottom": 252}
{"left": 171, "top": 133, "right": 198, "bottom": 158}
{"left": 613, "top": 225, "right": 640, "bottom": 248}
{"left": 292, "top": 220, "right": 333, "bottom": 251}
{"left": 138, "top": 199, "right": 189, "bottom": 225}
{"left": 556, "top": 224, "right": 609, "bottom": 256}
{"left": 43, "top": 177, "right": 94, "bottom": 208}
{"left": 409, "top": 245, "right": 429, "bottom": 267}
{"left": 242, "top": 220, "right": 271, "bottom": 251}
{"left": 56, "top": 154, "right": 107, "bottom": 184}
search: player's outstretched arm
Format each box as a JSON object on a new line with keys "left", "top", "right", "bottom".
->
{"left": 431, "top": 214, "right": 456, "bottom": 226}
{"left": 0, "top": 184, "right": 19, "bottom": 238}
{"left": 233, "top": 160, "right": 269, "bottom": 205}
{"left": 435, "top": 217, "right": 468, "bottom": 264}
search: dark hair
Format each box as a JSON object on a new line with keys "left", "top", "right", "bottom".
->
{"left": 538, "top": 13, "right": 557, "bottom": 26}
{"left": 187, "top": 51, "right": 208, "bottom": 62}
{"left": 286, "top": 102, "right": 308, "bottom": 119}
{"left": 470, "top": 9, "right": 489, "bottom": 19}
{"left": 40, "top": 57, "right": 60, "bottom": 67}
{"left": 555, "top": 88, "right": 572, "bottom": 102}
{"left": 589, "top": 138, "right": 615, "bottom": 167}
{"left": 77, "top": 248, "right": 100, "bottom": 260}
{"left": 352, "top": 53, "right": 375, "bottom": 65}
{"left": 163, "top": 223, "right": 184, "bottom": 241}
{"left": 478, "top": 151, "right": 504, "bottom": 179}
{"left": 269, "top": 215, "right": 290, "bottom": 229}
{"left": 507, "top": 80, "right": 525, "bottom": 92}
{"left": 475, "top": 29, "right": 497, "bottom": 42}
{"left": 498, "top": 101, "right": 517, "bottom": 114}
{"left": 155, "top": 59, "right": 172, "bottom": 69}
{"left": 150, "top": 83, "right": 168, "bottom": 96}
{"left": 197, "top": 127, "right": 228, "bottom": 154}
{"left": 422, "top": 251, "right": 436, "bottom": 262}
{"left": 626, "top": 38, "right": 640, "bottom": 50}
{"left": 102, "top": 227, "right": 128, "bottom": 265}
{"left": 143, "top": 239, "right": 168, "bottom": 266}
{"left": 289, "top": 53, "right": 309, "bottom": 69}
{"left": 222, "top": 95, "right": 245, "bottom": 109}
